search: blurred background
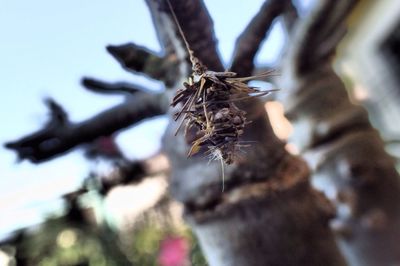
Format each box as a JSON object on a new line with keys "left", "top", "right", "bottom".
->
{"left": 0, "top": 0, "right": 399, "bottom": 265}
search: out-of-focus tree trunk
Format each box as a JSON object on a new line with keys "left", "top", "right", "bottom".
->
{"left": 164, "top": 96, "right": 346, "bottom": 266}
{"left": 279, "top": 0, "right": 400, "bottom": 265}
{"left": 157, "top": 0, "right": 346, "bottom": 265}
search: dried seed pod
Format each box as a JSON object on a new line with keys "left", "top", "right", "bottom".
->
{"left": 165, "top": 0, "right": 276, "bottom": 164}
{"left": 171, "top": 67, "right": 275, "bottom": 164}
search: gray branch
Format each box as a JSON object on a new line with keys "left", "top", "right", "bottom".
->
{"left": 230, "top": 0, "right": 286, "bottom": 77}
{"left": 288, "top": 0, "right": 358, "bottom": 75}
{"left": 5, "top": 93, "right": 169, "bottom": 163}
{"left": 146, "top": 0, "right": 224, "bottom": 72}
{"left": 107, "top": 43, "right": 179, "bottom": 87}
{"left": 82, "top": 77, "right": 154, "bottom": 95}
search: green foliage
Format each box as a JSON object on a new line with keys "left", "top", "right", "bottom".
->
{"left": 188, "top": 233, "right": 208, "bottom": 266}
{"left": 8, "top": 212, "right": 208, "bottom": 266}
{"left": 13, "top": 218, "right": 125, "bottom": 266}
{"left": 130, "top": 224, "right": 164, "bottom": 265}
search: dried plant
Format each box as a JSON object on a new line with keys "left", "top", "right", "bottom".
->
{"left": 171, "top": 69, "right": 275, "bottom": 164}
{"left": 167, "top": 0, "right": 276, "bottom": 165}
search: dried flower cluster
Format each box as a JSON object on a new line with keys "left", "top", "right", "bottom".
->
{"left": 171, "top": 63, "right": 273, "bottom": 164}
{"left": 165, "top": 0, "right": 274, "bottom": 165}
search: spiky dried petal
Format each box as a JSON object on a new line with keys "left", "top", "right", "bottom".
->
{"left": 172, "top": 70, "right": 274, "bottom": 164}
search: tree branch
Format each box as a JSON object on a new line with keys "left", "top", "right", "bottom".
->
{"left": 5, "top": 93, "right": 169, "bottom": 163}
{"left": 230, "top": 0, "right": 286, "bottom": 77}
{"left": 107, "top": 43, "right": 179, "bottom": 87}
{"left": 82, "top": 77, "right": 154, "bottom": 95}
{"left": 279, "top": 1, "right": 400, "bottom": 260}
{"left": 44, "top": 98, "right": 69, "bottom": 126}
{"left": 93, "top": 154, "right": 169, "bottom": 195}
{"left": 94, "top": 161, "right": 147, "bottom": 195}
{"left": 288, "top": 0, "right": 358, "bottom": 75}
{"left": 147, "top": 0, "right": 224, "bottom": 72}
{"left": 282, "top": 0, "right": 299, "bottom": 33}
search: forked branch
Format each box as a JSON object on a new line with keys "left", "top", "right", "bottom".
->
{"left": 5, "top": 92, "right": 168, "bottom": 163}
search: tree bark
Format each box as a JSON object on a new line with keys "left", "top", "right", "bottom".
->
{"left": 279, "top": 1, "right": 400, "bottom": 265}
{"left": 163, "top": 95, "right": 346, "bottom": 266}
{"left": 154, "top": 4, "right": 347, "bottom": 263}
{"left": 155, "top": 1, "right": 348, "bottom": 260}
{"left": 187, "top": 156, "right": 346, "bottom": 266}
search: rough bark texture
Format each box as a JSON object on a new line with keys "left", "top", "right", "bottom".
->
{"left": 187, "top": 156, "right": 346, "bottom": 266}
{"left": 279, "top": 0, "right": 400, "bottom": 265}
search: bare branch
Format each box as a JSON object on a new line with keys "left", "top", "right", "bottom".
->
{"left": 280, "top": 1, "right": 400, "bottom": 260}
{"left": 107, "top": 43, "right": 179, "bottom": 87}
{"left": 5, "top": 93, "right": 169, "bottom": 163}
{"left": 94, "top": 154, "right": 170, "bottom": 195}
{"left": 230, "top": 0, "right": 286, "bottom": 77}
{"left": 94, "top": 161, "right": 147, "bottom": 195}
{"left": 83, "top": 135, "right": 125, "bottom": 160}
{"left": 44, "top": 98, "right": 69, "bottom": 126}
{"left": 147, "top": 0, "right": 224, "bottom": 72}
{"left": 288, "top": 0, "right": 359, "bottom": 75}
{"left": 282, "top": 0, "right": 299, "bottom": 33}
{"left": 146, "top": 0, "right": 177, "bottom": 58}
{"left": 82, "top": 77, "right": 153, "bottom": 95}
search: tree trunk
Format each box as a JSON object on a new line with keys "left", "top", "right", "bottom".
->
{"left": 187, "top": 156, "right": 345, "bottom": 266}
{"left": 279, "top": 0, "right": 400, "bottom": 265}
{"left": 163, "top": 92, "right": 346, "bottom": 265}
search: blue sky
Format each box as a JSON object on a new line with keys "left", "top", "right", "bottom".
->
{"left": 0, "top": 0, "right": 313, "bottom": 239}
